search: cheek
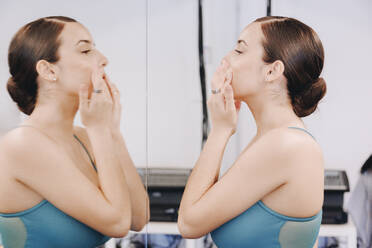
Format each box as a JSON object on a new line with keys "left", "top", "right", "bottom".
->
{"left": 59, "top": 59, "right": 95, "bottom": 94}
{"left": 230, "top": 59, "right": 262, "bottom": 98}
{"left": 230, "top": 61, "right": 249, "bottom": 95}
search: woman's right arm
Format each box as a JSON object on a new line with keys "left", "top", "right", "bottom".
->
{"left": 76, "top": 70, "right": 132, "bottom": 237}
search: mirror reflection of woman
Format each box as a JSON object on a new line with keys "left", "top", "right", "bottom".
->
{"left": 0, "top": 16, "right": 149, "bottom": 248}
{"left": 178, "top": 16, "right": 326, "bottom": 248}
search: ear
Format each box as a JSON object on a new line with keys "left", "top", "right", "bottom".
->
{"left": 265, "top": 60, "right": 284, "bottom": 82}
{"left": 36, "top": 60, "right": 57, "bottom": 82}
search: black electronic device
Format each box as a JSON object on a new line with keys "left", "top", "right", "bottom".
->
{"left": 322, "top": 169, "right": 350, "bottom": 224}
{"left": 137, "top": 168, "right": 191, "bottom": 222}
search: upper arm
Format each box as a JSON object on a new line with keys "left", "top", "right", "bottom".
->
{"left": 179, "top": 130, "right": 311, "bottom": 238}
{"left": 1, "top": 129, "right": 128, "bottom": 237}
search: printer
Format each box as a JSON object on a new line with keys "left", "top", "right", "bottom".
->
{"left": 138, "top": 168, "right": 350, "bottom": 224}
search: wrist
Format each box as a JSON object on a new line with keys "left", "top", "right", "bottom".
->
{"left": 86, "top": 126, "right": 112, "bottom": 137}
{"left": 209, "top": 128, "right": 232, "bottom": 140}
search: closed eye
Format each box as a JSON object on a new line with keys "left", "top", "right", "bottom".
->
{"left": 234, "top": 49, "right": 242, "bottom": 54}
{"left": 82, "top": 50, "right": 91, "bottom": 54}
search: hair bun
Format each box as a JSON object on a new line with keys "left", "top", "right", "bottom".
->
{"left": 6, "top": 77, "right": 19, "bottom": 100}
{"left": 293, "top": 77, "right": 327, "bottom": 117}
{"left": 7, "top": 77, "right": 16, "bottom": 87}
{"left": 7, "top": 77, "right": 36, "bottom": 115}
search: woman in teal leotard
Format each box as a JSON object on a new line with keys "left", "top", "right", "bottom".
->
{"left": 178, "top": 16, "right": 326, "bottom": 248}
{"left": 0, "top": 16, "right": 149, "bottom": 248}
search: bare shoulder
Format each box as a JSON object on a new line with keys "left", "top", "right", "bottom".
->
{"left": 0, "top": 127, "right": 62, "bottom": 184}
{"left": 258, "top": 127, "right": 323, "bottom": 163}
{"left": 0, "top": 128, "right": 50, "bottom": 162}
{"left": 258, "top": 128, "right": 324, "bottom": 215}
{"left": 0, "top": 128, "right": 50, "bottom": 210}
{"left": 248, "top": 127, "right": 324, "bottom": 177}
{"left": 0, "top": 128, "right": 65, "bottom": 176}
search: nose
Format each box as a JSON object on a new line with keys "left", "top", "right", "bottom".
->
{"left": 97, "top": 50, "right": 109, "bottom": 68}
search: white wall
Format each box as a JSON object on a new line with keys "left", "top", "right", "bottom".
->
{"left": 147, "top": 0, "right": 202, "bottom": 168}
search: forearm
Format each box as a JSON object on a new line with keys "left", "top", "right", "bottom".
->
{"left": 180, "top": 130, "right": 231, "bottom": 210}
{"left": 86, "top": 128, "right": 131, "bottom": 217}
{"left": 111, "top": 130, "right": 149, "bottom": 228}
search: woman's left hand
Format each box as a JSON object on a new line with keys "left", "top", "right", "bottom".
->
{"left": 103, "top": 74, "right": 122, "bottom": 132}
{"left": 208, "top": 60, "right": 241, "bottom": 136}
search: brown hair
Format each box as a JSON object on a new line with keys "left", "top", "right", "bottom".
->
{"left": 7, "top": 16, "right": 77, "bottom": 115}
{"left": 255, "top": 16, "right": 326, "bottom": 117}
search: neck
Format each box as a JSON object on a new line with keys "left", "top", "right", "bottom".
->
{"left": 24, "top": 93, "right": 79, "bottom": 139}
{"left": 242, "top": 94, "right": 304, "bottom": 137}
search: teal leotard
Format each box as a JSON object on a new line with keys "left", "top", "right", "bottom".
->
{"left": 210, "top": 127, "right": 322, "bottom": 248}
{"left": 0, "top": 134, "right": 111, "bottom": 248}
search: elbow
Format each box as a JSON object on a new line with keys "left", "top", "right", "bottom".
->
{"left": 177, "top": 213, "right": 204, "bottom": 239}
{"left": 103, "top": 208, "right": 132, "bottom": 238}
{"left": 130, "top": 195, "right": 151, "bottom": 232}
{"left": 130, "top": 215, "right": 148, "bottom": 232}
{"left": 130, "top": 224, "right": 144, "bottom": 232}
{"left": 177, "top": 219, "right": 192, "bottom": 238}
{"left": 109, "top": 215, "right": 131, "bottom": 238}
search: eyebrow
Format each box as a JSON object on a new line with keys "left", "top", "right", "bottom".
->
{"left": 237, "top": 39, "right": 248, "bottom": 46}
{"left": 76, "top": 40, "right": 96, "bottom": 46}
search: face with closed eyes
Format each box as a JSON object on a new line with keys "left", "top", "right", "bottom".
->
{"left": 224, "top": 22, "right": 269, "bottom": 101}
{"left": 51, "top": 22, "right": 108, "bottom": 96}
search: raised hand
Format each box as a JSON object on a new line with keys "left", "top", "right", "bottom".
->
{"left": 103, "top": 75, "right": 122, "bottom": 132}
{"left": 79, "top": 70, "right": 113, "bottom": 130}
{"left": 208, "top": 60, "right": 241, "bottom": 136}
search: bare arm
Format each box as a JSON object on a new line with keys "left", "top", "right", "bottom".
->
{"left": 178, "top": 129, "right": 292, "bottom": 238}
{"left": 76, "top": 125, "right": 149, "bottom": 231}
{"left": 86, "top": 127, "right": 132, "bottom": 230}
{"left": 178, "top": 129, "right": 230, "bottom": 214}
{"left": 99, "top": 76, "right": 149, "bottom": 231}
{"left": 81, "top": 70, "right": 132, "bottom": 236}
{"left": 111, "top": 129, "right": 149, "bottom": 231}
